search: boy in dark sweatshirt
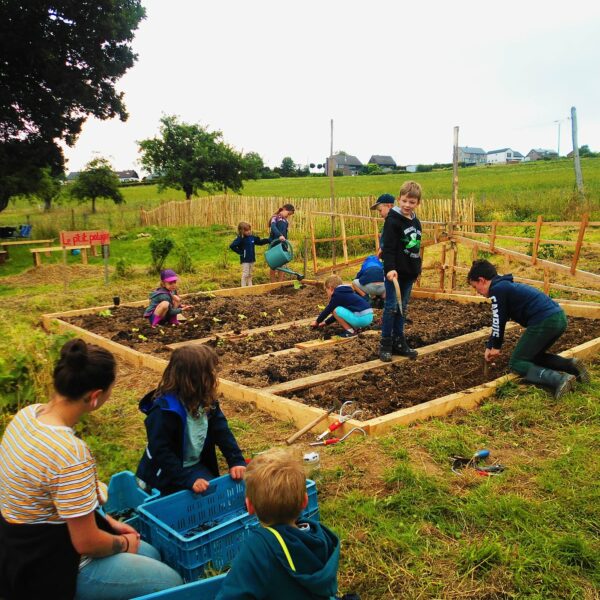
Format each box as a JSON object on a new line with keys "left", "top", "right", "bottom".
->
{"left": 216, "top": 449, "right": 340, "bottom": 600}
{"left": 371, "top": 184, "right": 422, "bottom": 361}
{"left": 312, "top": 275, "right": 374, "bottom": 337}
{"left": 467, "top": 259, "right": 590, "bottom": 399}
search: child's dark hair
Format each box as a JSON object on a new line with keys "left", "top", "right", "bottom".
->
{"left": 156, "top": 346, "right": 219, "bottom": 416}
{"left": 268, "top": 204, "right": 295, "bottom": 230}
{"left": 53, "top": 338, "right": 116, "bottom": 399}
{"left": 237, "top": 221, "right": 251, "bottom": 236}
{"left": 467, "top": 259, "right": 498, "bottom": 282}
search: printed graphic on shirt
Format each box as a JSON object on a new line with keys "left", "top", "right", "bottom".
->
{"left": 402, "top": 226, "right": 421, "bottom": 257}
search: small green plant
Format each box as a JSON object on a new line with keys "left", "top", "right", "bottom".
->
{"left": 98, "top": 309, "right": 112, "bottom": 317}
{"left": 175, "top": 241, "right": 195, "bottom": 274}
{"left": 149, "top": 236, "right": 174, "bottom": 273}
{"left": 114, "top": 257, "right": 133, "bottom": 279}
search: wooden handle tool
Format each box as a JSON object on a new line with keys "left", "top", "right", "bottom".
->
{"left": 285, "top": 408, "right": 334, "bottom": 445}
{"left": 392, "top": 278, "right": 403, "bottom": 316}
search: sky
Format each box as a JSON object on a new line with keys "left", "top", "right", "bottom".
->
{"left": 62, "top": 0, "right": 600, "bottom": 173}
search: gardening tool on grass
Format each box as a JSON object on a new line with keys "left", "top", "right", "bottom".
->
{"left": 310, "top": 427, "right": 367, "bottom": 446}
{"left": 392, "top": 278, "right": 403, "bottom": 316}
{"left": 285, "top": 407, "right": 335, "bottom": 445}
{"left": 450, "top": 449, "right": 505, "bottom": 476}
{"left": 315, "top": 401, "right": 363, "bottom": 441}
{"left": 265, "top": 241, "right": 304, "bottom": 280}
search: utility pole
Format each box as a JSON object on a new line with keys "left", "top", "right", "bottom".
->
{"left": 571, "top": 106, "right": 585, "bottom": 202}
{"left": 451, "top": 126, "right": 459, "bottom": 226}
{"left": 553, "top": 117, "right": 570, "bottom": 156}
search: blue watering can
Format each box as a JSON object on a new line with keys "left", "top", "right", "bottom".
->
{"left": 264, "top": 241, "right": 304, "bottom": 280}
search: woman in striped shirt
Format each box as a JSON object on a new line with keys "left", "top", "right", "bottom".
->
{"left": 0, "top": 339, "right": 182, "bottom": 600}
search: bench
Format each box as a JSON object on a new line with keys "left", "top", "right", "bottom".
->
{"left": 0, "top": 238, "right": 55, "bottom": 259}
{"left": 0, "top": 250, "right": 6, "bottom": 265}
{"left": 30, "top": 245, "right": 91, "bottom": 267}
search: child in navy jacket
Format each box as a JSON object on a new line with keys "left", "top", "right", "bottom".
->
{"left": 311, "top": 275, "right": 373, "bottom": 337}
{"left": 352, "top": 255, "right": 385, "bottom": 307}
{"left": 467, "top": 259, "right": 590, "bottom": 400}
{"left": 136, "top": 345, "right": 246, "bottom": 495}
{"left": 230, "top": 221, "right": 270, "bottom": 287}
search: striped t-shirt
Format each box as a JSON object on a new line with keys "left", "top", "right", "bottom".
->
{"left": 0, "top": 404, "right": 100, "bottom": 524}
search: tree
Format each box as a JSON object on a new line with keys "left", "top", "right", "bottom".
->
{"left": 138, "top": 116, "right": 244, "bottom": 199}
{"left": 35, "top": 167, "right": 63, "bottom": 212}
{"left": 241, "top": 152, "right": 265, "bottom": 180}
{"left": 69, "top": 158, "right": 123, "bottom": 213}
{"left": 280, "top": 157, "right": 296, "bottom": 177}
{"left": 0, "top": 0, "right": 145, "bottom": 212}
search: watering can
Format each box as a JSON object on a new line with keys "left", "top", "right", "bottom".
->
{"left": 264, "top": 241, "right": 304, "bottom": 280}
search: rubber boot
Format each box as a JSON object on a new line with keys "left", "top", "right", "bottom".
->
{"left": 392, "top": 335, "right": 418, "bottom": 359}
{"left": 379, "top": 337, "right": 393, "bottom": 362}
{"left": 525, "top": 365, "right": 576, "bottom": 400}
{"left": 537, "top": 355, "right": 590, "bottom": 384}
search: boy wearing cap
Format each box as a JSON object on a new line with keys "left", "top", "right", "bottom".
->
{"left": 143, "top": 269, "right": 191, "bottom": 327}
{"left": 371, "top": 182, "right": 422, "bottom": 361}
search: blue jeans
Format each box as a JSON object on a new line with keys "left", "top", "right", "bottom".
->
{"left": 75, "top": 541, "right": 183, "bottom": 600}
{"left": 381, "top": 278, "right": 415, "bottom": 338}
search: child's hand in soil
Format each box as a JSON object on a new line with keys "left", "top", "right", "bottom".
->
{"left": 192, "top": 478, "right": 210, "bottom": 494}
{"left": 485, "top": 347, "right": 500, "bottom": 362}
{"left": 229, "top": 466, "right": 246, "bottom": 480}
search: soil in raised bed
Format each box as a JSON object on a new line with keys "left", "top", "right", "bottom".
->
{"left": 219, "top": 299, "right": 493, "bottom": 386}
{"left": 283, "top": 317, "right": 600, "bottom": 418}
{"left": 63, "top": 285, "right": 325, "bottom": 354}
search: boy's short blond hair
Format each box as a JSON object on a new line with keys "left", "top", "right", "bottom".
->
{"left": 399, "top": 180, "right": 422, "bottom": 201}
{"left": 324, "top": 275, "right": 343, "bottom": 290}
{"left": 245, "top": 449, "right": 306, "bottom": 525}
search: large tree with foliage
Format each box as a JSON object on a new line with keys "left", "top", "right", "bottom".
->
{"left": 279, "top": 156, "right": 296, "bottom": 177}
{"left": 139, "top": 116, "right": 244, "bottom": 199}
{"left": 0, "top": 0, "right": 145, "bottom": 211}
{"left": 69, "top": 158, "right": 123, "bottom": 213}
{"left": 241, "top": 151, "right": 265, "bottom": 180}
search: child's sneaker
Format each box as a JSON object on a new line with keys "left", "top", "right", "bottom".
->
{"left": 338, "top": 329, "right": 357, "bottom": 338}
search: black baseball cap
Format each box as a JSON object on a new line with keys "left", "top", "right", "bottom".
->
{"left": 370, "top": 193, "right": 396, "bottom": 209}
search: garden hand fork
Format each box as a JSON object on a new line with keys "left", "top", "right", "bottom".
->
{"left": 315, "top": 401, "right": 363, "bottom": 441}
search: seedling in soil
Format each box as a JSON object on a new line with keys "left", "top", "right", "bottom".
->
{"left": 293, "top": 280, "right": 302, "bottom": 290}
{"left": 238, "top": 314, "right": 247, "bottom": 320}
{"left": 212, "top": 317, "right": 222, "bottom": 323}
{"left": 260, "top": 312, "right": 268, "bottom": 317}
{"left": 131, "top": 327, "right": 139, "bottom": 332}
{"left": 98, "top": 309, "right": 113, "bottom": 317}
{"left": 138, "top": 334, "right": 148, "bottom": 341}
{"left": 318, "top": 305, "right": 325, "bottom": 310}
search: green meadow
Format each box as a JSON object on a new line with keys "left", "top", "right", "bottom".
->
{"left": 1, "top": 157, "right": 599, "bottom": 599}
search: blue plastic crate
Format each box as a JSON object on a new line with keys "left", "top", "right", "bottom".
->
{"left": 104, "top": 470, "right": 160, "bottom": 521}
{"left": 131, "top": 573, "right": 226, "bottom": 600}
{"left": 137, "top": 475, "right": 318, "bottom": 581}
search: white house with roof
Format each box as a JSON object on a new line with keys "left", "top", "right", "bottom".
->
{"left": 458, "top": 147, "right": 486, "bottom": 165}
{"left": 524, "top": 148, "right": 559, "bottom": 162}
{"left": 486, "top": 148, "right": 523, "bottom": 164}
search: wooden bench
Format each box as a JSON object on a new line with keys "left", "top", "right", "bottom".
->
{"left": 30, "top": 245, "right": 91, "bottom": 267}
{"left": 0, "top": 250, "right": 6, "bottom": 265}
{"left": 0, "top": 238, "right": 55, "bottom": 258}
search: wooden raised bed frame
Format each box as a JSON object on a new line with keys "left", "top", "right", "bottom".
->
{"left": 42, "top": 282, "right": 600, "bottom": 439}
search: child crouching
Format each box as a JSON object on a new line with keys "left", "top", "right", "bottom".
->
{"left": 216, "top": 449, "right": 340, "bottom": 600}
{"left": 143, "top": 269, "right": 190, "bottom": 327}
{"left": 312, "top": 275, "right": 374, "bottom": 337}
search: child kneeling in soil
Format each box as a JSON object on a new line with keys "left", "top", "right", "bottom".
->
{"left": 352, "top": 255, "right": 385, "bottom": 308}
{"left": 143, "top": 269, "right": 191, "bottom": 327}
{"left": 216, "top": 449, "right": 341, "bottom": 600}
{"left": 311, "top": 275, "right": 373, "bottom": 337}
{"left": 136, "top": 345, "right": 247, "bottom": 495}
{"left": 467, "top": 259, "right": 590, "bottom": 399}
{"left": 229, "top": 221, "right": 270, "bottom": 287}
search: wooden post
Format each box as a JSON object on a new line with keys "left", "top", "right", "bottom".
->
{"left": 328, "top": 119, "right": 336, "bottom": 265}
{"left": 531, "top": 215, "right": 543, "bottom": 265}
{"left": 472, "top": 245, "right": 478, "bottom": 262}
{"left": 338, "top": 215, "right": 348, "bottom": 265}
{"left": 309, "top": 215, "right": 318, "bottom": 274}
{"left": 303, "top": 237, "right": 308, "bottom": 278}
{"left": 451, "top": 126, "right": 459, "bottom": 232}
{"left": 439, "top": 243, "right": 447, "bottom": 291}
{"left": 571, "top": 106, "right": 585, "bottom": 202}
{"left": 449, "top": 243, "right": 457, "bottom": 292}
{"left": 490, "top": 222, "right": 497, "bottom": 251}
{"left": 571, "top": 213, "right": 589, "bottom": 275}
{"left": 373, "top": 218, "right": 380, "bottom": 253}
{"left": 543, "top": 268, "right": 550, "bottom": 294}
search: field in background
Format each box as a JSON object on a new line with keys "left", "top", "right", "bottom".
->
{"left": 0, "top": 158, "right": 599, "bottom": 238}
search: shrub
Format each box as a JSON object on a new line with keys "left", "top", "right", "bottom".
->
{"left": 149, "top": 235, "right": 174, "bottom": 273}
{"left": 175, "top": 241, "right": 195, "bottom": 274}
{"left": 114, "top": 257, "right": 133, "bottom": 279}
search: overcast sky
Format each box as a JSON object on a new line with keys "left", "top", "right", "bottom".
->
{"left": 62, "top": 0, "right": 600, "bottom": 173}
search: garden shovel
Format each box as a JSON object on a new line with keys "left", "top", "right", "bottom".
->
{"left": 392, "top": 278, "right": 403, "bottom": 316}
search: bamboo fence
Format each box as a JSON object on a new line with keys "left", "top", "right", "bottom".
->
{"left": 139, "top": 195, "right": 475, "bottom": 238}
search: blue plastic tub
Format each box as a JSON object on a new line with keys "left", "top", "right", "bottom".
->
{"left": 130, "top": 573, "right": 226, "bottom": 600}
{"left": 137, "top": 475, "right": 318, "bottom": 581}
{"left": 103, "top": 470, "right": 160, "bottom": 521}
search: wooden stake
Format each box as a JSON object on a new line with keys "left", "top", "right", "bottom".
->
{"left": 571, "top": 213, "right": 589, "bottom": 275}
{"left": 531, "top": 215, "right": 543, "bottom": 265}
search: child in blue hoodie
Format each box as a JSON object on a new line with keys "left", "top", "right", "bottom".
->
{"left": 230, "top": 221, "right": 270, "bottom": 287}
{"left": 467, "top": 259, "right": 590, "bottom": 399}
{"left": 216, "top": 449, "right": 341, "bottom": 600}
{"left": 136, "top": 345, "right": 246, "bottom": 495}
{"left": 312, "top": 275, "right": 374, "bottom": 338}
{"left": 351, "top": 255, "right": 385, "bottom": 308}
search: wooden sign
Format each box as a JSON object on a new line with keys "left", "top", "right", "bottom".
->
{"left": 60, "top": 230, "right": 110, "bottom": 246}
